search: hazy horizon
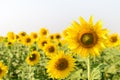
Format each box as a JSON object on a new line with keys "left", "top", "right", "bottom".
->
{"left": 0, "top": 0, "right": 120, "bottom": 36}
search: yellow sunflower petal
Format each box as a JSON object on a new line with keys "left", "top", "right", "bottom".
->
{"left": 89, "top": 16, "right": 94, "bottom": 25}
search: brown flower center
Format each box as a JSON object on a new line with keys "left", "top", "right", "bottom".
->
{"left": 48, "top": 46, "right": 55, "bottom": 53}
{"left": 29, "top": 53, "right": 36, "bottom": 61}
{"left": 78, "top": 30, "right": 98, "bottom": 48}
{"left": 21, "top": 32, "right": 26, "bottom": 36}
{"left": 55, "top": 58, "right": 68, "bottom": 70}
{"left": 42, "top": 30, "right": 47, "bottom": 35}
{"left": 56, "top": 35, "right": 61, "bottom": 39}
{"left": 26, "top": 38, "right": 31, "bottom": 43}
{"left": 42, "top": 41, "right": 47, "bottom": 46}
{"left": 110, "top": 36, "right": 117, "bottom": 42}
{"left": 0, "top": 68, "right": 2, "bottom": 74}
{"left": 33, "top": 34, "right": 38, "bottom": 39}
{"left": 16, "top": 35, "right": 19, "bottom": 39}
{"left": 50, "top": 36, "right": 54, "bottom": 39}
{"left": 8, "top": 42, "right": 12, "bottom": 45}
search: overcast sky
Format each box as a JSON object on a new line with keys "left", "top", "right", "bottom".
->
{"left": 0, "top": 0, "right": 120, "bottom": 36}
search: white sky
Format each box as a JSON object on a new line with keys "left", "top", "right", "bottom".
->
{"left": 0, "top": 0, "right": 120, "bottom": 36}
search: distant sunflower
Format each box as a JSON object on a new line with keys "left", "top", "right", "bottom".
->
{"left": 48, "top": 34, "right": 55, "bottom": 41}
{"left": 18, "top": 31, "right": 27, "bottom": 38}
{"left": 46, "top": 51, "right": 75, "bottom": 79}
{"left": 54, "top": 33, "right": 62, "bottom": 41}
{"left": 64, "top": 16, "right": 108, "bottom": 57}
{"left": 43, "top": 43, "right": 57, "bottom": 57}
{"left": 15, "top": 35, "right": 21, "bottom": 42}
{"left": 0, "top": 62, "right": 8, "bottom": 79}
{"left": 39, "top": 28, "right": 49, "bottom": 37}
{"left": 37, "top": 38, "right": 48, "bottom": 49}
{"left": 107, "top": 33, "right": 120, "bottom": 47}
{"left": 26, "top": 51, "right": 40, "bottom": 66}
{"left": 30, "top": 32, "right": 39, "bottom": 42}
{"left": 5, "top": 41, "right": 13, "bottom": 47}
{"left": 7, "top": 32, "right": 16, "bottom": 43}
{"left": 22, "top": 36, "right": 33, "bottom": 46}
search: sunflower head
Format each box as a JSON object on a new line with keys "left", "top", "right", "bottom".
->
{"left": 37, "top": 38, "right": 49, "bottom": 49}
{"left": 46, "top": 51, "right": 75, "bottom": 79}
{"left": 55, "top": 58, "right": 68, "bottom": 70}
{"left": 39, "top": 28, "right": 49, "bottom": 37}
{"left": 48, "top": 34, "right": 55, "bottom": 41}
{"left": 78, "top": 30, "right": 98, "bottom": 48}
{"left": 18, "top": 31, "right": 27, "bottom": 38}
{"left": 64, "top": 16, "right": 108, "bottom": 57}
{"left": 106, "top": 33, "right": 120, "bottom": 47}
{"left": 6, "top": 41, "right": 13, "bottom": 47}
{"left": 7, "top": 32, "right": 16, "bottom": 43}
{"left": 30, "top": 32, "right": 39, "bottom": 42}
{"left": 54, "top": 33, "right": 62, "bottom": 41}
{"left": 26, "top": 51, "right": 40, "bottom": 66}
{"left": 43, "top": 43, "right": 57, "bottom": 57}
{"left": 22, "top": 36, "right": 33, "bottom": 46}
{"left": 0, "top": 62, "right": 8, "bottom": 79}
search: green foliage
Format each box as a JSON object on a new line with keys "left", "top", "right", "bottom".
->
{"left": 0, "top": 41, "right": 120, "bottom": 80}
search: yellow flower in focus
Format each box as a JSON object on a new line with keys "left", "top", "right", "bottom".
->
{"left": 39, "top": 28, "right": 49, "bottom": 37}
{"left": 7, "top": 32, "right": 16, "bottom": 43}
{"left": 46, "top": 51, "right": 75, "bottom": 79}
{"left": 26, "top": 51, "right": 40, "bottom": 66}
{"left": 0, "top": 62, "right": 8, "bottom": 79}
{"left": 64, "top": 16, "right": 108, "bottom": 57}
{"left": 43, "top": 43, "right": 57, "bottom": 57}
{"left": 107, "top": 33, "right": 120, "bottom": 47}
{"left": 22, "top": 36, "right": 33, "bottom": 46}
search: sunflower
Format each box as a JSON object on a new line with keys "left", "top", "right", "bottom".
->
{"left": 48, "top": 34, "right": 55, "bottom": 41}
{"left": 30, "top": 32, "right": 39, "bottom": 42}
{"left": 22, "top": 36, "right": 33, "bottom": 46}
{"left": 39, "top": 28, "right": 49, "bottom": 37}
{"left": 37, "top": 38, "right": 49, "bottom": 49}
{"left": 43, "top": 43, "right": 57, "bottom": 57}
{"left": 46, "top": 51, "right": 75, "bottom": 79}
{"left": 15, "top": 35, "right": 21, "bottom": 42}
{"left": 7, "top": 32, "right": 16, "bottom": 43}
{"left": 26, "top": 51, "right": 40, "bottom": 66}
{"left": 5, "top": 41, "right": 13, "bottom": 47}
{"left": 18, "top": 31, "right": 27, "bottom": 38}
{"left": 64, "top": 16, "right": 108, "bottom": 57}
{"left": 54, "top": 33, "right": 62, "bottom": 41}
{"left": 0, "top": 62, "right": 8, "bottom": 79}
{"left": 106, "top": 33, "right": 120, "bottom": 47}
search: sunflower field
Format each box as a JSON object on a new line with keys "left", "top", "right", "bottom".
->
{"left": 0, "top": 16, "right": 120, "bottom": 80}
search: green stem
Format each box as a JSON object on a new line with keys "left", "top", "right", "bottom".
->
{"left": 87, "top": 57, "right": 90, "bottom": 80}
{"left": 29, "top": 66, "right": 34, "bottom": 80}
